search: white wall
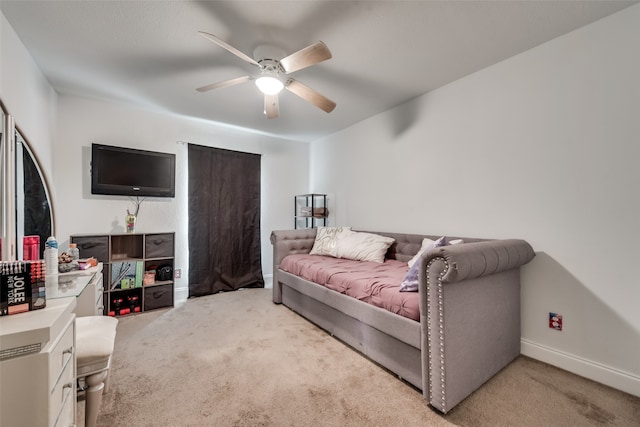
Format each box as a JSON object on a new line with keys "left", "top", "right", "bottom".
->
{"left": 1, "top": 12, "right": 57, "bottom": 197}
{"left": 2, "top": 7, "right": 310, "bottom": 297}
{"left": 55, "top": 95, "right": 309, "bottom": 295}
{"left": 310, "top": 4, "right": 640, "bottom": 396}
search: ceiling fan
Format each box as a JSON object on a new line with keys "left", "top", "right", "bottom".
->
{"left": 196, "top": 31, "right": 336, "bottom": 119}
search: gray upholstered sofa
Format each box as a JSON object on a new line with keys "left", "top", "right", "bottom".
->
{"left": 271, "top": 228, "right": 535, "bottom": 413}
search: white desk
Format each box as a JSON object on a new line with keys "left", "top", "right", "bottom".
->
{"left": 46, "top": 264, "right": 104, "bottom": 317}
{"left": 0, "top": 264, "right": 104, "bottom": 427}
{"left": 0, "top": 298, "right": 77, "bottom": 427}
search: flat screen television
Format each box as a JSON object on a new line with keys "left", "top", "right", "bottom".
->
{"left": 91, "top": 144, "right": 176, "bottom": 197}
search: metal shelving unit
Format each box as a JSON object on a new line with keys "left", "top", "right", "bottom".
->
{"left": 294, "top": 194, "right": 327, "bottom": 229}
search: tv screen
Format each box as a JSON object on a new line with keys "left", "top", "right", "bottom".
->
{"left": 91, "top": 144, "right": 175, "bottom": 197}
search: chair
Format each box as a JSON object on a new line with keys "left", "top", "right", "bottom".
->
{"left": 75, "top": 316, "right": 118, "bottom": 427}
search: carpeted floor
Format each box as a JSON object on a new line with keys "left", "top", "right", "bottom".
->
{"left": 80, "top": 288, "right": 640, "bottom": 426}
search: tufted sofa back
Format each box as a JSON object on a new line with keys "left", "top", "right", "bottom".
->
{"left": 354, "top": 230, "right": 485, "bottom": 263}
{"left": 270, "top": 228, "right": 488, "bottom": 265}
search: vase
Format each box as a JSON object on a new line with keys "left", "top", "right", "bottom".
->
{"left": 125, "top": 214, "right": 137, "bottom": 233}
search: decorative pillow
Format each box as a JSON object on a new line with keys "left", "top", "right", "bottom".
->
{"left": 407, "top": 237, "right": 437, "bottom": 268}
{"left": 309, "top": 226, "right": 351, "bottom": 257}
{"left": 400, "top": 237, "right": 445, "bottom": 292}
{"left": 333, "top": 230, "right": 395, "bottom": 263}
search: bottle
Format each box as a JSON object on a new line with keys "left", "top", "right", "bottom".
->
{"left": 44, "top": 236, "right": 59, "bottom": 275}
{"left": 22, "top": 235, "right": 40, "bottom": 260}
{"left": 68, "top": 243, "right": 80, "bottom": 261}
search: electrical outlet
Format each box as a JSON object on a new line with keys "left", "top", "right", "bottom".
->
{"left": 549, "top": 312, "right": 562, "bottom": 331}
{"left": 174, "top": 268, "right": 182, "bottom": 279}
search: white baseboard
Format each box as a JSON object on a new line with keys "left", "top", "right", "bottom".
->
{"left": 175, "top": 286, "right": 188, "bottom": 304}
{"left": 521, "top": 339, "right": 640, "bottom": 397}
{"left": 173, "top": 276, "right": 272, "bottom": 304}
{"left": 264, "top": 274, "right": 273, "bottom": 289}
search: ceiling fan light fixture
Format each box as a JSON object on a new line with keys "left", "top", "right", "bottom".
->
{"left": 255, "top": 76, "right": 284, "bottom": 95}
{"left": 197, "top": 33, "right": 335, "bottom": 116}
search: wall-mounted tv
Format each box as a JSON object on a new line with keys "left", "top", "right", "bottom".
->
{"left": 91, "top": 144, "right": 176, "bottom": 197}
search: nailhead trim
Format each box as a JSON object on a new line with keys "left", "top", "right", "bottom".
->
{"left": 426, "top": 256, "right": 448, "bottom": 413}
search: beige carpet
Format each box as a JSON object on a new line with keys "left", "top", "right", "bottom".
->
{"left": 81, "top": 288, "right": 640, "bottom": 427}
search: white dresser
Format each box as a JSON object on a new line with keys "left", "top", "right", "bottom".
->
{"left": 0, "top": 298, "right": 77, "bottom": 427}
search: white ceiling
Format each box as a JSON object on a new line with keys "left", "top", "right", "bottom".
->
{"left": 2, "top": 1, "right": 637, "bottom": 142}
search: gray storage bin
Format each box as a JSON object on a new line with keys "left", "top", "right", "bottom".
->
{"left": 145, "top": 233, "right": 174, "bottom": 259}
{"left": 143, "top": 284, "right": 174, "bottom": 310}
{"left": 72, "top": 235, "right": 109, "bottom": 261}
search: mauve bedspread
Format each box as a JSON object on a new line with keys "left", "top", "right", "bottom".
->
{"left": 279, "top": 254, "right": 419, "bottom": 321}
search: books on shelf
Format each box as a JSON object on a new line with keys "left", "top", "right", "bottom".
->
{"left": 110, "top": 261, "right": 144, "bottom": 290}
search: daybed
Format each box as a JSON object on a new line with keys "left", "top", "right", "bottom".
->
{"left": 271, "top": 228, "right": 535, "bottom": 413}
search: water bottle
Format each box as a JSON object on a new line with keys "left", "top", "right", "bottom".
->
{"left": 44, "top": 236, "right": 59, "bottom": 275}
{"left": 68, "top": 243, "right": 80, "bottom": 261}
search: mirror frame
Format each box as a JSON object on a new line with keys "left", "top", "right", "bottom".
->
{"left": 1, "top": 99, "right": 56, "bottom": 260}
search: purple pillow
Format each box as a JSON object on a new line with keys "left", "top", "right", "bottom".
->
{"left": 399, "top": 236, "right": 445, "bottom": 292}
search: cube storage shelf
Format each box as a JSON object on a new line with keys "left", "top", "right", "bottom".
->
{"left": 71, "top": 232, "right": 175, "bottom": 316}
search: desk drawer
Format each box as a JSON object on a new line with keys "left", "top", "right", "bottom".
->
{"left": 54, "top": 385, "right": 75, "bottom": 427}
{"left": 95, "top": 274, "right": 104, "bottom": 314}
{"left": 95, "top": 274, "right": 104, "bottom": 294}
{"left": 50, "top": 355, "right": 75, "bottom": 426}
{"left": 49, "top": 319, "right": 74, "bottom": 390}
{"left": 96, "top": 292, "right": 104, "bottom": 315}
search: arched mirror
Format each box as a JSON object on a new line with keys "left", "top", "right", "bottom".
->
{"left": 1, "top": 103, "right": 55, "bottom": 260}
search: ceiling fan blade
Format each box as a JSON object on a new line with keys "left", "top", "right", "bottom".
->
{"left": 280, "top": 41, "right": 332, "bottom": 74}
{"left": 264, "top": 94, "right": 280, "bottom": 119}
{"left": 198, "top": 31, "right": 260, "bottom": 67}
{"left": 196, "top": 75, "right": 252, "bottom": 92}
{"left": 286, "top": 79, "right": 336, "bottom": 113}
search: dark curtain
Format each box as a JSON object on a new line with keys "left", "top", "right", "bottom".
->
{"left": 188, "top": 144, "right": 264, "bottom": 297}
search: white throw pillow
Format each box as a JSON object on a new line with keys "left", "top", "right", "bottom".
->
{"left": 309, "top": 226, "right": 352, "bottom": 257}
{"left": 407, "top": 237, "right": 437, "bottom": 268}
{"left": 333, "top": 230, "right": 395, "bottom": 263}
